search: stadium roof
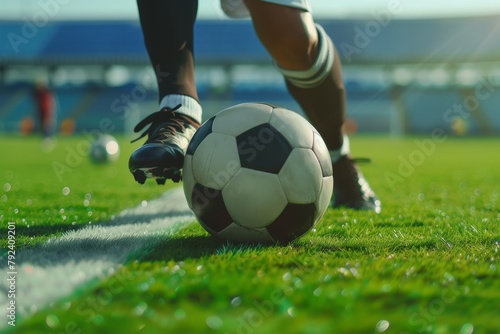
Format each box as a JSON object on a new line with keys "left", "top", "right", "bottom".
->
{"left": 1, "top": 15, "right": 500, "bottom": 66}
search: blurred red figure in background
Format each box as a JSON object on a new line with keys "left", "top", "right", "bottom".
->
{"left": 33, "top": 81, "right": 56, "bottom": 138}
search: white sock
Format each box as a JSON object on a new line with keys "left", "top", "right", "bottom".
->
{"left": 159, "top": 94, "right": 202, "bottom": 124}
{"left": 329, "top": 135, "right": 350, "bottom": 164}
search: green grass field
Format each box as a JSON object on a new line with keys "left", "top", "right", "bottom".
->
{"left": 1, "top": 134, "right": 499, "bottom": 334}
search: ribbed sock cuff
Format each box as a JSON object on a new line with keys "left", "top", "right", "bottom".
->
{"left": 275, "top": 24, "right": 334, "bottom": 88}
{"left": 159, "top": 94, "right": 202, "bottom": 124}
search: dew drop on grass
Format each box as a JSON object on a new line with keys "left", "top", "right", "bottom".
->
{"left": 61, "top": 302, "right": 71, "bottom": 311}
{"left": 3, "top": 183, "right": 11, "bottom": 192}
{"left": 460, "top": 323, "right": 474, "bottom": 334}
{"left": 134, "top": 302, "right": 148, "bottom": 316}
{"left": 293, "top": 277, "right": 303, "bottom": 288}
{"left": 62, "top": 187, "right": 70, "bottom": 196}
{"left": 206, "top": 315, "right": 223, "bottom": 330}
{"left": 230, "top": 296, "right": 242, "bottom": 307}
{"left": 1, "top": 195, "right": 7, "bottom": 202}
{"left": 141, "top": 200, "right": 148, "bottom": 207}
{"left": 46, "top": 314, "right": 61, "bottom": 329}
{"left": 376, "top": 320, "right": 390, "bottom": 332}
{"left": 350, "top": 267, "right": 360, "bottom": 278}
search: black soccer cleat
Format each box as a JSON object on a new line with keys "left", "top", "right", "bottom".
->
{"left": 331, "top": 156, "right": 381, "bottom": 213}
{"left": 129, "top": 104, "right": 200, "bottom": 185}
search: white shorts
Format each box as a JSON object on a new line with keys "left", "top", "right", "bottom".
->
{"left": 221, "top": 0, "right": 311, "bottom": 18}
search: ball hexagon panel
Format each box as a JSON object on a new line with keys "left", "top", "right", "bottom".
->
{"left": 236, "top": 123, "right": 292, "bottom": 174}
{"left": 190, "top": 183, "right": 233, "bottom": 233}
{"left": 266, "top": 203, "right": 317, "bottom": 244}
{"left": 186, "top": 116, "right": 215, "bottom": 155}
{"left": 278, "top": 148, "right": 323, "bottom": 204}
{"left": 212, "top": 103, "right": 273, "bottom": 137}
{"left": 222, "top": 168, "right": 288, "bottom": 229}
{"left": 182, "top": 155, "right": 196, "bottom": 209}
{"left": 217, "top": 223, "right": 276, "bottom": 244}
{"left": 312, "top": 131, "right": 333, "bottom": 177}
{"left": 269, "top": 107, "right": 314, "bottom": 149}
{"left": 314, "top": 176, "right": 334, "bottom": 222}
{"left": 191, "top": 133, "right": 240, "bottom": 190}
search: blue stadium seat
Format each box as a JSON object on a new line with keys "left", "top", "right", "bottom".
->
{"left": 479, "top": 91, "right": 500, "bottom": 133}
{"left": 402, "top": 88, "right": 481, "bottom": 134}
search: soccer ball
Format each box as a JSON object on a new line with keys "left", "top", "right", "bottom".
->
{"left": 183, "top": 103, "right": 333, "bottom": 244}
{"left": 88, "top": 134, "right": 120, "bottom": 164}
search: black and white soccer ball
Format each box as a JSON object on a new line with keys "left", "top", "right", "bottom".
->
{"left": 183, "top": 103, "right": 333, "bottom": 244}
{"left": 88, "top": 134, "right": 120, "bottom": 164}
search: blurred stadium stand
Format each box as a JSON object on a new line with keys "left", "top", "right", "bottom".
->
{"left": 1, "top": 16, "right": 499, "bottom": 135}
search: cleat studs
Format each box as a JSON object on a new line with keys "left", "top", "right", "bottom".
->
{"left": 171, "top": 171, "right": 181, "bottom": 183}
{"left": 131, "top": 167, "right": 182, "bottom": 184}
{"left": 133, "top": 171, "right": 147, "bottom": 184}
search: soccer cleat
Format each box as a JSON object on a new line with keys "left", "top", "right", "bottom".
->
{"left": 331, "top": 156, "right": 381, "bottom": 213}
{"left": 129, "top": 104, "right": 200, "bottom": 185}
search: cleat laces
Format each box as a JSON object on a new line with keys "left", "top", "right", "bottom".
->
{"left": 131, "top": 104, "right": 186, "bottom": 144}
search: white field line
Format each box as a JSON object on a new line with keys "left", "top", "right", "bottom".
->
{"left": 0, "top": 187, "right": 194, "bottom": 328}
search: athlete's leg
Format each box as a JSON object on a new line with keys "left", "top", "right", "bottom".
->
{"left": 130, "top": 0, "right": 201, "bottom": 185}
{"left": 137, "top": 0, "right": 198, "bottom": 102}
{"left": 244, "top": 0, "right": 381, "bottom": 212}
{"left": 244, "top": 0, "right": 345, "bottom": 151}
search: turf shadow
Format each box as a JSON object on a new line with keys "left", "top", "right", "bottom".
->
{"left": 139, "top": 235, "right": 277, "bottom": 262}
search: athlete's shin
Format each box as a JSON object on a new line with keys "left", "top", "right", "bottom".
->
{"left": 277, "top": 25, "right": 346, "bottom": 150}
{"left": 136, "top": 0, "right": 199, "bottom": 102}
